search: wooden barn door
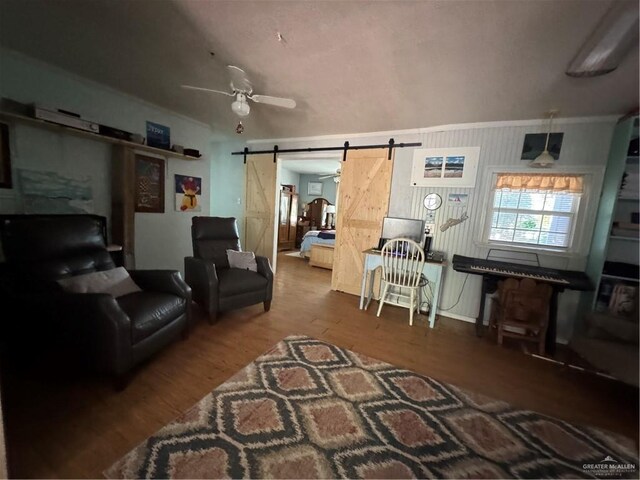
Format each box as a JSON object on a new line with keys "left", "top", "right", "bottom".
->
{"left": 331, "top": 148, "right": 393, "bottom": 295}
{"left": 244, "top": 154, "right": 277, "bottom": 265}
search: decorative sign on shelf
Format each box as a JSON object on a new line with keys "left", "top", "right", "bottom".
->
{"left": 411, "top": 147, "right": 480, "bottom": 188}
{"left": 135, "top": 155, "right": 165, "bottom": 213}
{"left": 146, "top": 121, "right": 171, "bottom": 150}
{"left": 175, "top": 174, "right": 202, "bottom": 212}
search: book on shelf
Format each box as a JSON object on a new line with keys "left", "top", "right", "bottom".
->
{"left": 608, "top": 283, "right": 638, "bottom": 318}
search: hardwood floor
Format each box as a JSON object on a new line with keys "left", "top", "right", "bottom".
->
{"left": 2, "top": 253, "right": 638, "bottom": 478}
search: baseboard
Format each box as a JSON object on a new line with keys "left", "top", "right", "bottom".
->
{"left": 435, "top": 310, "right": 476, "bottom": 324}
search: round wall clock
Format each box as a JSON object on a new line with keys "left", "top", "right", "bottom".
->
{"left": 423, "top": 193, "right": 442, "bottom": 211}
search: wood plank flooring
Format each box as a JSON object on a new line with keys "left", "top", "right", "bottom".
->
{"left": 2, "top": 253, "right": 638, "bottom": 478}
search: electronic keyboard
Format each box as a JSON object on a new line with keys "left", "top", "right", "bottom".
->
{"left": 452, "top": 254, "right": 592, "bottom": 290}
{"left": 452, "top": 254, "right": 592, "bottom": 352}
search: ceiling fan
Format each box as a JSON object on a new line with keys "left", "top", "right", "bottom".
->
{"left": 319, "top": 168, "right": 341, "bottom": 180}
{"left": 182, "top": 65, "right": 296, "bottom": 119}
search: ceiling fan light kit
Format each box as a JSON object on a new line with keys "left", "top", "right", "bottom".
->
{"left": 231, "top": 94, "right": 250, "bottom": 117}
{"left": 182, "top": 65, "right": 296, "bottom": 131}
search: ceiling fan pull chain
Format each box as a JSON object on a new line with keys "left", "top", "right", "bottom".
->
{"left": 342, "top": 141, "right": 349, "bottom": 162}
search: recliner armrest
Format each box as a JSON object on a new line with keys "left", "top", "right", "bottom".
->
{"left": 129, "top": 270, "right": 192, "bottom": 301}
{"left": 255, "top": 256, "right": 274, "bottom": 302}
{"left": 54, "top": 292, "right": 133, "bottom": 375}
{"left": 184, "top": 256, "right": 218, "bottom": 314}
{"left": 256, "top": 255, "right": 273, "bottom": 280}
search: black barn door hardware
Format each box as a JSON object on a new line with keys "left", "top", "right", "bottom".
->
{"left": 234, "top": 138, "right": 421, "bottom": 163}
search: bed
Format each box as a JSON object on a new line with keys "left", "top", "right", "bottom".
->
{"left": 300, "top": 230, "right": 336, "bottom": 257}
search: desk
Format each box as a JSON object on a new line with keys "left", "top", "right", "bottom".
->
{"left": 359, "top": 248, "right": 446, "bottom": 328}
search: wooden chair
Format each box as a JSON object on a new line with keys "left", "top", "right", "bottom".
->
{"left": 490, "top": 277, "right": 553, "bottom": 355}
{"left": 376, "top": 238, "right": 425, "bottom": 326}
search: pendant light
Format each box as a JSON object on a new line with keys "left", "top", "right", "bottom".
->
{"left": 530, "top": 111, "right": 558, "bottom": 168}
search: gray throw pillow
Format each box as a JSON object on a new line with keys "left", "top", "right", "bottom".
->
{"left": 227, "top": 249, "right": 258, "bottom": 272}
{"left": 57, "top": 266, "right": 142, "bottom": 298}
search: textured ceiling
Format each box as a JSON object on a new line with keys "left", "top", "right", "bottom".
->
{"left": 0, "top": 0, "right": 638, "bottom": 141}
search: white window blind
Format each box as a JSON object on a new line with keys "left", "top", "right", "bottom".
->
{"left": 487, "top": 174, "right": 583, "bottom": 250}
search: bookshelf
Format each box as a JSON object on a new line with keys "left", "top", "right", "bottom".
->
{"left": 581, "top": 116, "right": 639, "bottom": 317}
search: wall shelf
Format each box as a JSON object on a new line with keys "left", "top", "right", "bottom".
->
{"left": 0, "top": 110, "right": 201, "bottom": 161}
{"left": 601, "top": 273, "right": 639, "bottom": 283}
{"left": 609, "top": 235, "right": 639, "bottom": 241}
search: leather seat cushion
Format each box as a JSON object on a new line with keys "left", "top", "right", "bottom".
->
{"left": 117, "top": 292, "right": 186, "bottom": 343}
{"left": 217, "top": 268, "right": 268, "bottom": 296}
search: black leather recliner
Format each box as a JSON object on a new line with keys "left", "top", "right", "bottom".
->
{"left": 184, "top": 216, "right": 273, "bottom": 322}
{"left": 0, "top": 215, "right": 191, "bottom": 388}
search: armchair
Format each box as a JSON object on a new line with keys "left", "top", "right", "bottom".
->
{"left": 185, "top": 216, "right": 273, "bottom": 322}
{"left": 0, "top": 215, "right": 191, "bottom": 388}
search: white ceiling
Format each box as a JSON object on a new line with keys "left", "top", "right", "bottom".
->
{"left": 0, "top": 0, "right": 637, "bottom": 141}
{"left": 281, "top": 158, "right": 341, "bottom": 175}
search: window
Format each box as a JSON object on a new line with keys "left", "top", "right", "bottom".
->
{"left": 485, "top": 173, "right": 584, "bottom": 250}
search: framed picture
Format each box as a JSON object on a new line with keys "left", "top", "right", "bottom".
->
{"left": 0, "top": 123, "right": 12, "bottom": 189}
{"left": 411, "top": 147, "right": 480, "bottom": 188}
{"left": 175, "top": 174, "right": 202, "bottom": 212}
{"left": 521, "top": 132, "right": 564, "bottom": 160}
{"left": 146, "top": 121, "right": 171, "bottom": 150}
{"left": 308, "top": 181, "right": 323, "bottom": 196}
{"left": 135, "top": 155, "right": 165, "bottom": 213}
{"left": 447, "top": 193, "right": 469, "bottom": 206}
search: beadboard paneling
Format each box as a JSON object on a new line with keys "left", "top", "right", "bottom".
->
{"left": 251, "top": 118, "right": 617, "bottom": 343}
{"left": 402, "top": 121, "right": 616, "bottom": 341}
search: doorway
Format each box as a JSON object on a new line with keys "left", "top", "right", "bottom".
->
{"left": 276, "top": 153, "right": 341, "bottom": 279}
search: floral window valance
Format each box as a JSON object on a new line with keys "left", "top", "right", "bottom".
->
{"left": 496, "top": 173, "right": 584, "bottom": 193}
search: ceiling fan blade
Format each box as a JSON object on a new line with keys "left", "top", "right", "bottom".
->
{"left": 181, "top": 85, "right": 234, "bottom": 96}
{"left": 227, "top": 65, "right": 252, "bottom": 93}
{"left": 250, "top": 94, "right": 296, "bottom": 109}
{"left": 318, "top": 175, "right": 333, "bottom": 180}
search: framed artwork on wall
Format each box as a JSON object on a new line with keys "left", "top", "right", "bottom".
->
{"left": 308, "top": 181, "right": 323, "bottom": 195}
{"left": 175, "top": 174, "right": 202, "bottom": 212}
{"left": 447, "top": 192, "right": 469, "bottom": 206}
{"left": 0, "top": 123, "right": 12, "bottom": 189}
{"left": 411, "top": 147, "right": 480, "bottom": 188}
{"left": 135, "top": 155, "right": 165, "bottom": 213}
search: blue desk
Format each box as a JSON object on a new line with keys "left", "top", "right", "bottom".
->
{"left": 359, "top": 248, "right": 446, "bottom": 328}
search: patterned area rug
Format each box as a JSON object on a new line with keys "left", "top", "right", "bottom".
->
{"left": 105, "top": 336, "right": 638, "bottom": 479}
